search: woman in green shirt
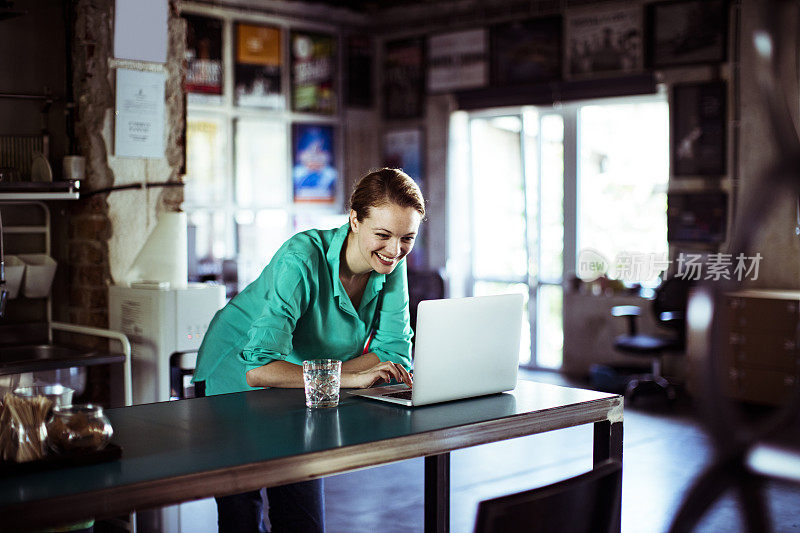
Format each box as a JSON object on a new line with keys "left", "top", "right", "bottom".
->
{"left": 195, "top": 168, "right": 422, "bottom": 532}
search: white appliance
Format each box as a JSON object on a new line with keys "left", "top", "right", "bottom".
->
{"left": 109, "top": 282, "right": 225, "bottom": 533}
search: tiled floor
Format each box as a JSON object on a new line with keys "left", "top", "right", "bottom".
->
{"left": 324, "top": 371, "right": 800, "bottom": 533}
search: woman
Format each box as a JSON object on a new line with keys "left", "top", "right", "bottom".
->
{"left": 194, "top": 168, "right": 423, "bottom": 532}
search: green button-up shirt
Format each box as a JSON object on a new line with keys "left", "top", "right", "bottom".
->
{"left": 194, "top": 223, "right": 413, "bottom": 396}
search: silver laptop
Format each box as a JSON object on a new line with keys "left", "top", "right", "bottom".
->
{"left": 350, "top": 293, "right": 524, "bottom": 407}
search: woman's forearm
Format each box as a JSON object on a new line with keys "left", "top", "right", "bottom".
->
{"left": 246, "top": 360, "right": 305, "bottom": 388}
{"left": 246, "top": 353, "right": 385, "bottom": 388}
{"left": 341, "top": 352, "right": 380, "bottom": 372}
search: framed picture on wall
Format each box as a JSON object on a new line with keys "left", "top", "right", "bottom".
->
{"left": 427, "top": 28, "right": 488, "bottom": 93}
{"left": 292, "top": 123, "right": 337, "bottom": 203}
{"left": 382, "top": 128, "right": 424, "bottom": 192}
{"left": 290, "top": 31, "right": 337, "bottom": 114}
{"left": 667, "top": 191, "right": 728, "bottom": 243}
{"left": 647, "top": 0, "right": 728, "bottom": 68}
{"left": 184, "top": 14, "right": 223, "bottom": 104}
{"left": 383, "top": 38, "right": 425, "bottom": 120}
{"left": 564, "top": 4, "right": 643, "bottom": 79}
{"left": 491, "top": 17, "right": 562, "bottom": 85}
{"left": 346, "top": 34, "right": 374, "bottom": 107}
{"left": 671, "top": 81, "right": 726, "bottom": 176}
{"left": 235, "top": 24, "right": 282, "bottom": 109}
{"left": 382, "top": 128, "right": 426, "bottom": 269}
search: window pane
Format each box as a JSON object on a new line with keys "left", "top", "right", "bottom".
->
{"left": 236, "top": 209, "right": 291, "bottom": 289}
{"left": 187, "top": 209, "right": 235, "bottom": 287}
{"left": 536, "top": 284, "right": 563, "bottom": 369}
{"left": 540, "top": 114, "right": 564, "bottom": 283}
{"left": 470, "top": 117, "right": 527, "bottom": 280}
{"left": 292, "top": 212, "right": 348, "bottom": 234}
{"left": 522, "top": 109, "right": 539, "bottom": 276}
{"left": 578, "top": 100, "right": 669, "bottom": 283}
{"left": 473, "top": 281, "right": 531, "bottom": 365}
{"left": 185, "top": 117, "right": 227, "bottom": 206}
{"left": 235, "top": 119, "right": 288, "bottom": 207}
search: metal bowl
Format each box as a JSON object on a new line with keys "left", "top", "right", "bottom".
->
{"left": 13, "top": 383, "right": 75, "bottom": 408}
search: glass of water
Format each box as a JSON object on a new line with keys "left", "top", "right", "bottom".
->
{"left": 302, "top": 359, "right": 342, "bottom": 408}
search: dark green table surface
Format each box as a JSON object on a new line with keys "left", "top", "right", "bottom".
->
{"left": 0, "top": 380, "right": 622, "bottom": 530}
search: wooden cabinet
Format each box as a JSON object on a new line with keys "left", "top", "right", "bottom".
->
{"left": 723, "top": 290, "right": 800, "bottom": 405}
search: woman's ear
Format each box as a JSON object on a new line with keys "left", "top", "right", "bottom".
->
{"left": 349, "top": 210, "right": 359, "bottom": 233}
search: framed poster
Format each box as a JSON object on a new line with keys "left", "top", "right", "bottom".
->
{"left": 346, "top": 35, "right": 373, "bottom": 107}
{"left": 667, "top": 192, "right": 727, "bottom": 243}
{"left": 235, "top": 24, "right": 282, "bottom": 109}
{"left": 647, "top": 0, "right": 728, "bottom": 68}
{"left": 382, "top": 128, "right": 424, "bottom": 192}
{"left": 427, "top": 29, "right": 488, "bottom": 93}
{"left": 672, "top": 81, "right": 726, "bottom": 176}
{"left": 184, "top": 14, "right": 223, "bottom": 103}
{"left": 565, "top": 5, "right": 643, "bottom": 79}
{"left": 292, "top": 124, "right": 337, "bottom": 203}
{"left": 491, "top": 17, "right": 562, "bottom": 85}
{"left": 291, "top": 31, "right": 336, "bottom": 114}
{"left": 383, "top": 38, "right": 425, "bottom": 120}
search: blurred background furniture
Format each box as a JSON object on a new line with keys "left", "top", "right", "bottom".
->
{"left": 407, "top": 269, "right": 446, "bottom": 335}
{"left": 473, "top": 459, "right": 622, "bottom": 533}
{"left": 611, "top": 277, "right": 693, "bottom": 402}
{"left": 716, "top": 290, "right": 800, "bottom": 406}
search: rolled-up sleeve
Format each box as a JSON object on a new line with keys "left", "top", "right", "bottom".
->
{"left": 239, "top": 254, "right": 310, "bottom": 372}
{"left": 370, "top": 260, "right": 413, "bottom": 371}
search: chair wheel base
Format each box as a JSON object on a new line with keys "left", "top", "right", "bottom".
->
{"left": 625, "top": 375, "right": 676, "bottom": 404}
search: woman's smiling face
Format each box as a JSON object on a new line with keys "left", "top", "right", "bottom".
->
{"left": 349, "top": 202, "right": 422, "bottom": 275}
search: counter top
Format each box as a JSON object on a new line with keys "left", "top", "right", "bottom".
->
{"left": 0, "top": 380, "right": 621, "bottom": 530}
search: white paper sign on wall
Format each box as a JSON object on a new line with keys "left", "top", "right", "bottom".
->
{"left": 115, "top": 68, "right": 166, "bottom": 158}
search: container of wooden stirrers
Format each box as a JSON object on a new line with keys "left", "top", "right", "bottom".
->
{"left": 0, "top": 393, "right": 52, "bottom": 462}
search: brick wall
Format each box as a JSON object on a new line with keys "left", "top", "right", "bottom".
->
{"left": 61, "top": 0, "right": 185, "bottom": 405}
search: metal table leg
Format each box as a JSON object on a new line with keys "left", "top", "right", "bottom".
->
{"left": 594, "top": 419, "right": 624, "bottom": 533}
{"left": 425, "top": 452, "right": 450, "bottom": 533}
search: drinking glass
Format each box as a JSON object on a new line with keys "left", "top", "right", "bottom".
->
{"left": 302, "top": 359, "right": 342, "bottom": 408}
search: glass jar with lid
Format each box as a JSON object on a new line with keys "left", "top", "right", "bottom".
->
{"left": 46, "top": 404, "right": 113, "bottom": 454}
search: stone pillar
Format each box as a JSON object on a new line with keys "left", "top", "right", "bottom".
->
{"left": 64, "top": 0, "right": 185, "bottom": 403}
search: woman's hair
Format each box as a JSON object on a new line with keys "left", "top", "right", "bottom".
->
{"left": 349, "top": 168, "right": 426, "bottom": 221}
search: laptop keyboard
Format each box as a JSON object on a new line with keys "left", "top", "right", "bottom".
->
{"left": 383, "top": 390, "right": 413, "bottom": 400}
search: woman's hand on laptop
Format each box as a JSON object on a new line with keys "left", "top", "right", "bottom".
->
{"left": 341, "top": 361, "right": 413, "bottom": 389}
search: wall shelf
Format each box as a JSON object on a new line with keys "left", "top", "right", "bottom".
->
{"left": 0, "top": 191, "right": 79, "bottom": 201}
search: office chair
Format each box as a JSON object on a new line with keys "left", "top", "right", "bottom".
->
{"left": 611, "top": 277, "right": 693, "bottom": 402}
{"left": 473, "top": 459, "right": 622, "bottom": 533}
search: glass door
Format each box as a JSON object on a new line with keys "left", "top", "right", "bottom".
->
{"left": 466, "top": 109, "right": 564, "bottom": 368}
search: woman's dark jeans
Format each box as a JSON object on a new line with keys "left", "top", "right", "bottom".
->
{"left": 215, "top": 479, "right": 325, "bottom": 533}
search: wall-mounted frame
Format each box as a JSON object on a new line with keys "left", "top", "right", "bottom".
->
{"left": 667, "top": 191, "right": 728, "bottom": 243}
{"left": 646, "top": 0, "right": 728, "bottom": 69}
{"left": 346, "top": 35, "right": 374, "bottom": 108}
{"left": 565, "top": 4, "right": 643, "bottom": 79}
{"left": 292, "top": 123, "right": 337, "bottom": 203}
{"left": 428, "top": 28, "right": 488, "bottom": 93}
{"left": 491, "top": 17, "right": 562, "bottom": 85}
{"left": 382, "top": 128, "right": 426, "bottom": 269}
{"left": 671, "top": 81, "right": 727, "bottom": 177}
{"left": 383, "top": 38, "right": 425, "bottom": 120}
{"left": 290, "top": 31, "right": 337, "bottom": 114}
{"left": 382, "top": 128, "right": 424, "bottom": 192}
{"left": 235, "top": 23, "right": 282, "bottom": 109}
{"left": 184, "top": 14, "right": 223, "bottom": 104}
